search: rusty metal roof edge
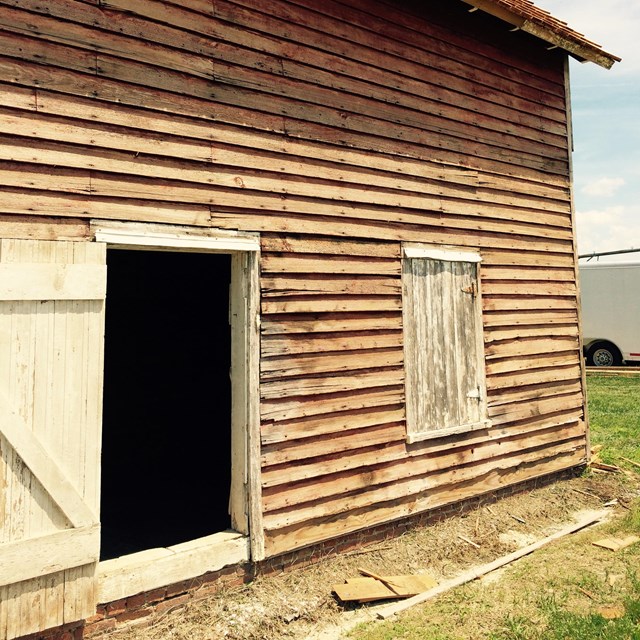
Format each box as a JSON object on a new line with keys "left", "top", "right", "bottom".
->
{"left": 461, "top": 0, "right": 621, "bottom": 69}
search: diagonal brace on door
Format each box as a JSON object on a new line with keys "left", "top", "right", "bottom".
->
{"left": 0, "top": 389, "right": 98, "bottom": 528}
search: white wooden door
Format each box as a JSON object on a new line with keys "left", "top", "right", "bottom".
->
{"left": 0, "top": 239, "right": 106, "bottom": 639}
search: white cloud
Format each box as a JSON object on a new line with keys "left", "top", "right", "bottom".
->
{"left": 576, "top": 205, "right": 640, "bottom": 259}
{"left": 581, "top": 177, "right": 625, "bottom": 197}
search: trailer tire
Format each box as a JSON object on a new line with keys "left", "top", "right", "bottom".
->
{"left": 586, "top": 341, "right": 622, "bottom": 367}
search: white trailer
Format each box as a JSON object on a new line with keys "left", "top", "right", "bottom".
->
{"left": 579, "top": 262, "right": 640, "bottom": 366}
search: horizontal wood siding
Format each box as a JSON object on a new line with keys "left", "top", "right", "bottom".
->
{"left": 0, "top": 0, "right": 584, "bottom": 557}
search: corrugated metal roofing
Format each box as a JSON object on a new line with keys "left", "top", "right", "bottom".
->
{"left": 462, "top": 0, "right": 621, "bottom": 69}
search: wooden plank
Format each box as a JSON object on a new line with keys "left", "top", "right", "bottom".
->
{"left": 262, "top": 441, "right": 408, "bottom": 493}
{"left": 98, "top": 531, "right": 250, "bottom": 604}
{"left": 260, "top": 368, "right": 404, "bottom": 399}
{"left": 261, "top": 297, "right": 402, "bottom": 314}
{"left": 0, "top": 264, "right": 106, "bottom": 300}
{"left": 486, "top": 352, "right": 581, "bottom": 375}
{"left": 229, "top": 253, "right": 249, "bottom": 535}
{"left": 262, "top": 423, "right": 406, "bottom": 467}
{"left": 261, "top": 386, "right": 405, "bottom": 422}
{"left": 0, "top": 149, "right": 567, "bottom": 235}
{"left": 487, "top": 380, "right": 583, "bottom": 407}
{"left": 0, "top": 215, "right": 88, "bottom": 241}
{"left": 261, "top": 275, "right": 401, "bottom": 297}
{"left": 261, "top": 406, "right": 405, "bottom": 445}
{"left": 260, "top": 236, "right": 401, "bottom": 257}
{"left": 562, "top": 56, "right": 590, "bottom": 465}
{"left": 488, "top": 392, "right": 584, "bottom": 424}
{"left": 482, "top": 248, "right": 574, "bottom": 267}
{"left": 261, "top": 331, "right": 402, "bottom": 357}
{"left": 416, "top": 414, "right": 584, "bottom": 457}
{"left": 209, "top": 63, "right": 567, "bottom": 164}
{"left": 261, "top": 254, "right": 400, "bottom": 275}
{"left": 0, "top": 117, "right": 212, "bottom": 165}
{"left": 334, "top": 574, "right": 438, "bottom": 602}
{"left": 260, "top": 348, "right": 404, "bottom": 378}
{"left": 485, "top": 324, "right": 578, "bottom": 343}
{"left": 481, "top": 281, "right": 576, "bottom": 296}
{"left": 260, "top": 314, "right": 402, "bottom": 335}
{"left": 483, "top": 296, "right": 577, "bottom": 311}
{"left": 0, "top": 526, "right": 99, "bottom": 587}
{"left": 592, "top": 536, "right": 640, "bottom": 552}
{"left": 484, "top": 336, "right": 580, "bottom": 359}
{"left": 483, "top": 308, "right": 577, "bottom": 327}
{"left": 0, "top": 190, "right": 211, "bottom": 226}
{"left": 245, "top": 250, "right": 265, "bottom": 561}
{"left": 487, "top": 364, "right": 581, "bottom": 390}
{"left": 481, "top": 265, "right": 575, "bottom": 281}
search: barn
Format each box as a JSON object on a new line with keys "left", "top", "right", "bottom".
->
{"left": 0, "top": 0, "right": 619, "bottom": 637}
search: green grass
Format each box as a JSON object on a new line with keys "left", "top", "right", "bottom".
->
{"left": 587, "top": 375, "right": 640, "bottom": 467}
{"left": 491, "top": 507, "right": 640, "bottom": 640}
{"left": 347, "top": 376, "right": 640, "bottom": 640}
{"left": 349, "top": 503, "right": 640, "bottom": 640}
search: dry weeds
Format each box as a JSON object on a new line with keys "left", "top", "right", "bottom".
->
{"left": 109, "top": 471, "right": 639, "bottom": 640}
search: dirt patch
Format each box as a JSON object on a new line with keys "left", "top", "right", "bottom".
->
{"left": 112, "top": 472, "right": 640, "bottom": 640}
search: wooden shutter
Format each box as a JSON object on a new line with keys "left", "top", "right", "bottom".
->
{"left": 0, "top": 239, "right": 106, "bottom": 639}
{"left": 403, "top": 255, "right": 487, "bottom": 441}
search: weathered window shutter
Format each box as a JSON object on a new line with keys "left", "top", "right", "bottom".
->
{"left": 403, "top": 250, "right": 488, "bottom": 442}
{"left": 0, "top": 239, "right": 106, "bottom": 639}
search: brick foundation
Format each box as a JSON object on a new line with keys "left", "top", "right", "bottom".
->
{"left": 19, "top": 466, "right": 582, "bottom": 640}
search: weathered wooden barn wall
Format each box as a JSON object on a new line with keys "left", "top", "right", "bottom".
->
{"left": 0, "top": 0, "right": 585, "bottom": 564}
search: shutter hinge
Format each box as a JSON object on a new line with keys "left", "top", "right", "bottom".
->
{"left": 462, "top": 282, "right": 477, "bottom": 298}
{"left": 467, "top": 387, "right": 481, "bottom": 400}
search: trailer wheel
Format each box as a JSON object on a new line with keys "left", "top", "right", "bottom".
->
{"left": 586, "top": 341, "right": 622, "bottom": 367}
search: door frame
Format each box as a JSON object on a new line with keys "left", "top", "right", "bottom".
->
{"left": 91, "top": 220, "right": 263, "bottom": 603}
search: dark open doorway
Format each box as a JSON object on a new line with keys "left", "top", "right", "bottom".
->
{"left": 100, "top": 249, "right": 232, "bottom": 561}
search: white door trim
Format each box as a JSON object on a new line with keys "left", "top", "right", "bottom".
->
{"left": 92, "top": 221, "right": 264, "bottom": 587}
{"left": 91, "top": 220, "right": 260, "bottom": 253}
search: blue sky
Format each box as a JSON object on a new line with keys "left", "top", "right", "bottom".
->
{"left": 536, "top": 1, "right": 640, "bottom": 262}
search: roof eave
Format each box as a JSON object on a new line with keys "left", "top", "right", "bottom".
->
{"left": 521, "top": 20, "right": 619, "bottom": 69}
{"left": 461, "top": 0, "right": 621, "bottom": 70}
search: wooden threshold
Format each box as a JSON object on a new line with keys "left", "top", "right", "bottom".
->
{"left": 97, "top": 530, "right": 250, "bottom": 603}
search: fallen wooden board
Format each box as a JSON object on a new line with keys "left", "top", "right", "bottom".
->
{"left": 333, "top": 574, "right": 437, "bottom": 602}
{"left": 597, "top": 604, "right": 625, "bottom": 619}
{"left": 590, "top": 462, "right": 621, "bottom": 472}
{"left": 375, "top": 510, "right": 609, "bottom": 619}
{"left": 592, "top": 535, "right": 640, "bottom": 551}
